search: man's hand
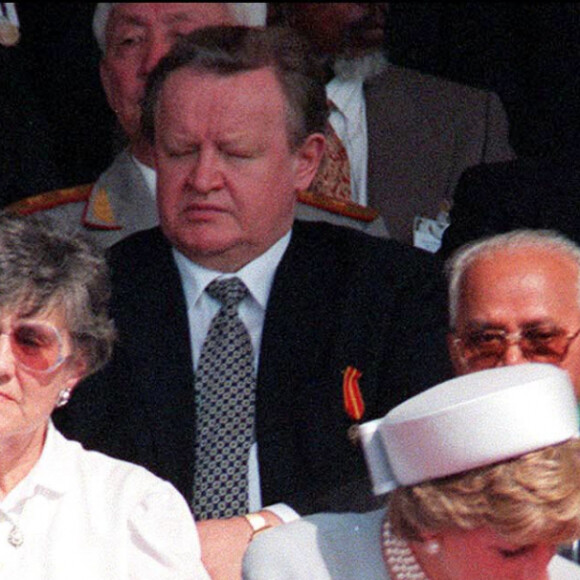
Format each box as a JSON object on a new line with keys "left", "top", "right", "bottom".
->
{"left": 198, "top": 511, "right": 282, "bottom": 580}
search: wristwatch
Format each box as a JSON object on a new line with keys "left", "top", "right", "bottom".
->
{"left": 243, "top": 512, "right": 272, "bottom": 540}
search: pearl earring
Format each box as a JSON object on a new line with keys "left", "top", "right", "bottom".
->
{"left": 423, "top": 539, "right": 441, "bottom": 556}
{"left": 55, "top": 388, "right": 72, "bottom": 408}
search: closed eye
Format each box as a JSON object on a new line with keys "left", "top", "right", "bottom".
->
{"left": 523, "top": 328, "right": 563, "bottom": 342}
{"left": 226, "top": 151, "right": 254, "bottom": 160}
{"left": 220, "top": 145, "right": 255, "bottom": 160}
{"left": 111, "top": 33, "right": 144, "bottom": 50}
{"left": 166, "top": 145, "right": 199, "bottom": 159}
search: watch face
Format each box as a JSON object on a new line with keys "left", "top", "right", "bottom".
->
{"left": 245, "top": 513, "right": 272, "bottom": 537}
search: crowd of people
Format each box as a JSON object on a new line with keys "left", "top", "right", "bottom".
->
{"left": 1, "top": 3, "right": 580, "bottom": 579}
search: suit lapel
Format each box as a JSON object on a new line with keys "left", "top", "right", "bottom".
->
{"left": 256, "top": 224, "right": 331, "bottom": 502}
{"left": 256, "top": 223, "right": 383, "bottom": 506}
{"left": 110, "top": 229, "right": 197, "bottom": 496}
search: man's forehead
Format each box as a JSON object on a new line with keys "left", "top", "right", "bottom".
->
{"left": 157, "top": 66, "right": 285, "bottom": 115}
{"left": 154, "top": 67, "right": 289, "bottom": 145}
{"left": 465, "top": 246, "right": 579, "bottom": 282}
{"left": 458, "top": 247, "right": 580, "bottom": 317}
{"left": 162, "top": 66, "right": 281, "bottom": 94}
{"left": 109, "top": 3, "right": 234, "bottom": 29}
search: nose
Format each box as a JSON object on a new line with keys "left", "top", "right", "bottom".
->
{"left": 138, "top": 36, "right": 172, "bottom": 78}
{"left": 185, "top": 150, "right": 224, "bottom": 195}
{"left": 0, "top": 333, "right": 15, "bottom": 376}
{"left": 499, "top": 341, "right": 527, "bottom": 366}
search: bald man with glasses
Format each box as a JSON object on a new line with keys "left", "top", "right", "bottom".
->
{"left": 446, "top": 229, "right": 580, "bottom": 398}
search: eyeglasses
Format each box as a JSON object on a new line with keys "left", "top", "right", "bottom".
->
{"left": 1, "top": 321, "right": 66, "bottom": 373}
{"left": 453, "top": 325, "right": 580, "bottom": 371}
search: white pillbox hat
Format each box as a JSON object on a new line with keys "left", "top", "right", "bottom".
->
{"left": 360, "top": 363, "right": 579, "bottom": 495}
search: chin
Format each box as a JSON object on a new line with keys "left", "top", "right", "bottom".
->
{"left": 175, "top": 231, "right": 239, "bottom": 261}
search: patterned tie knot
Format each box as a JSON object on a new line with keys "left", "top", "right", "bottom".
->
{"left": 206, "top": 277, "right": 248, "bottom": 309}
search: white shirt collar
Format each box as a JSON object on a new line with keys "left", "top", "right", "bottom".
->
{"left": 1, "top": 422, "right": 71, "bottom": 511}
{"left": 326, "top": 75, "right": 365, "bottom": 120}
{"left": 173, "top": 230, "right": 292, "bottom": 312}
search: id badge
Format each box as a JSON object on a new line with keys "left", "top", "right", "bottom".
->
{"left": 413, "top": 212, "right": 449, "bottom": 253}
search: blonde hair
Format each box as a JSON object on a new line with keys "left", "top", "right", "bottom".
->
{"left": 389, "top": 438, "right": 580, "bottom": 547}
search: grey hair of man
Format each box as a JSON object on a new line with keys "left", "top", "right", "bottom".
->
{"left": 92, "top": 3, "right": 268, "bottom": 52}
{"left": 446, "top": 229, "right": 580, "bottom": 330}
{"left": 141, "top": 25, "right": 328, "bottom": 153}
{"left": 0, "top": 213, "right": 116, "bottom": 376}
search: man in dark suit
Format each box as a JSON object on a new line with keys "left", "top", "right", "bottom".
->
{"left": 438, "top": 155, "right": 580, "bottom": 261}
{"left": 55, "top": 26, "right": 451, "bottom": 578}
{"left": 9, "top": 3, "right": 386, "bottom": 249}
{"left": 268, "top": 3, "right": 514, "bottom": 248}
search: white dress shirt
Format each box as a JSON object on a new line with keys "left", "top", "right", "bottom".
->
{"left": 326, "top": 76, "right": 369, "bottom": 207}
{"left": 174, "top": 232, "right": 298, "bottom": 523}
{"left": 0, "top": 423, "right": 209, "bottom": 580}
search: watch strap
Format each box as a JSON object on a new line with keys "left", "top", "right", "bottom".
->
{"left": 243, "top": 512, "right": 272, "bottom": 540}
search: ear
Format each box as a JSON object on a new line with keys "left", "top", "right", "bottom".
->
{"left": 416, "top": 530, "right": 443, "bottom": 546}
{"left": 62, "top": 356, "right": 88, "bottom": 394}
{"left": 447, "top": 332, "right": 466, "bottom": 375}
{"left": 292, "top": 133, "right": 326, "bottom": 192}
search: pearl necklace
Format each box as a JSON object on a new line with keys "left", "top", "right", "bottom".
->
{"left": 382, "top": 517, "right": 428, "bottom": 580}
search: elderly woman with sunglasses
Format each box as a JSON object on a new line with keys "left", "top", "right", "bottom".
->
{"left": 0, "top": 214, "right": 208, "bottom": 579}
{"left": 242, "top": 364, "right": 580, "bottom": 579}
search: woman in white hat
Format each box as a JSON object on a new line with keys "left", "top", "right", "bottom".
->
{"left": 242, "top": 363, "right": 580, "bottom": 579}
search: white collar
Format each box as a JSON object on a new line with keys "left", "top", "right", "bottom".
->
{"left": 327, "top": 75, "right": 365, "bottom": 119}
{"left": 332, "top": 51, "right": 388, "bottom": 82}
{"left": 173, "top": 230, "right": 292, "bottom": 312}
{"left": 1, "top": 423, "right": 72, "bottom": 511}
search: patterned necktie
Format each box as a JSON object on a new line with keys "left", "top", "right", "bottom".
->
{"left": 308, "top": 102, "right": 352, "bottom": 201}
{"left": 192, "top": 277, "right": 256, "bottom": 520}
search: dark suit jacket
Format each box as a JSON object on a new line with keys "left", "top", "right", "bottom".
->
{"left": 438, "top": 156, "right": 580, "bottom": 261}
{"left": 365, "top": 64, "right": 515, "bottom": 246}
{"left": 55, "top": 221, "right": 452, "bottom": 514}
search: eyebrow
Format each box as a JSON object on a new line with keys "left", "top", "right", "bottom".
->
{"left": 111, "top": 10, "right": 201, "bottom": 30}
{"left": 465, "top": 318, "right": 561, "bottom": 332}
{"left": 161, "top": 11, "right": 204, "bottom": 25}
{"left": 111, "top": 14, "right": 147, "bottom": 29}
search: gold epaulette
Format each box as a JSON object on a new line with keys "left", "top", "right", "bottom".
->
{"left": 298, "top": 190, "right": 380, "bottom": 223}
{"left": 5, "top": 183, "right": 94, "bottom": 216}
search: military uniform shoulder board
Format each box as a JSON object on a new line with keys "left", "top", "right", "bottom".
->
{"left": 5, "top": 183, "right": 94, "bottom": 216}
{"left": 297, "top": 190, "right": 380, "bottom": 223}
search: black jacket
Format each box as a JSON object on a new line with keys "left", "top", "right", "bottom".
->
{"left": 56, "top": 221, "right": 452, "bottom": 514}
